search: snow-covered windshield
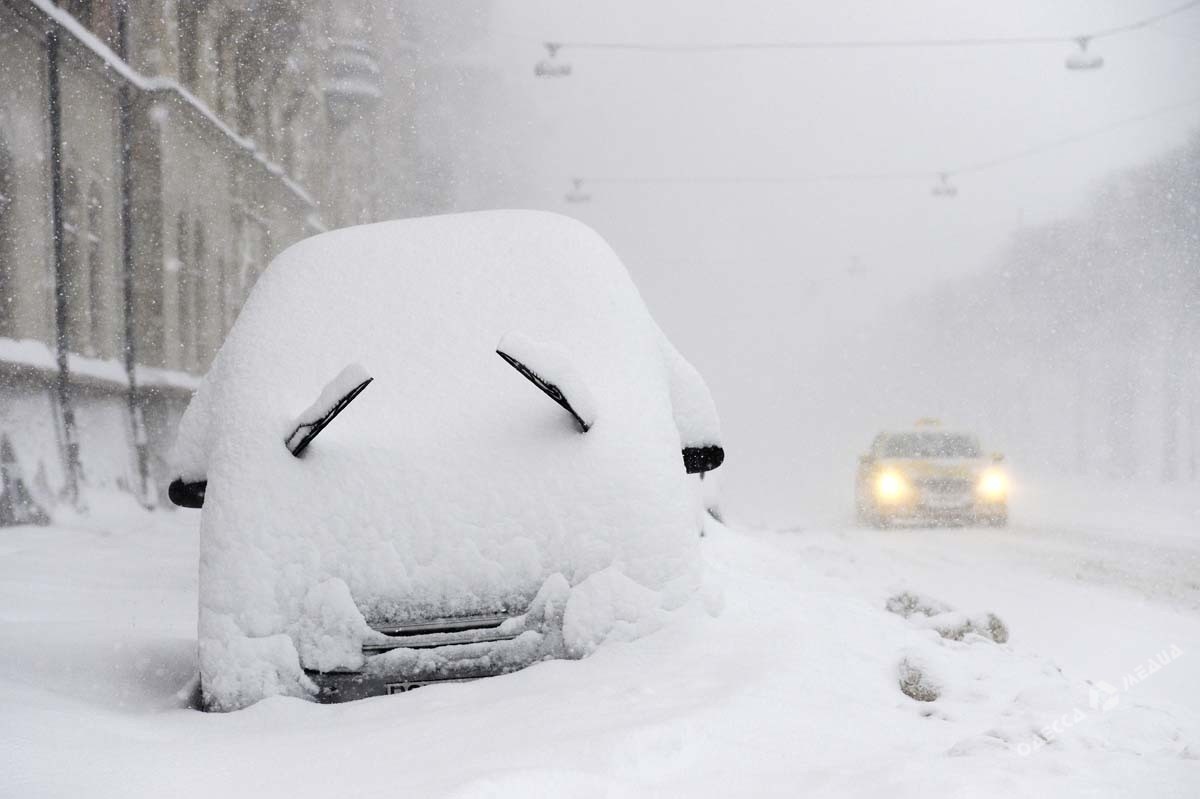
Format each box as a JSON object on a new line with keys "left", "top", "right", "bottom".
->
{"left": 879, "top": 433, "right": 982, "bottom": 459}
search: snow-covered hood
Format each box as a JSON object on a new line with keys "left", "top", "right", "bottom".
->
{"left": 171, "top": 211, "right": 722, "bottom": 708}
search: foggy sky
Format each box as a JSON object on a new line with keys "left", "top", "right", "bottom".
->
{"left": 464, "top": 1, "right": 1200, "bottom": 524}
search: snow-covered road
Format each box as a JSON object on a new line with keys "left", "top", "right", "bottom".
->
{"left": 781, "top": 482, "right": 1199, "bottom": 711}
{"left": 2, "top": 480, "right": 1197, "bottom": 797}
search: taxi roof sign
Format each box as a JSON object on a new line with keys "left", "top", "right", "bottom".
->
{"left": 913, "top": 417, "right": 942, "bottom": 428}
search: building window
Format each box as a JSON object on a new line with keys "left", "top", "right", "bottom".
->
{"left": 61, "top": 168, "right": 90, "bottom": 355}
{"left": 233, "top": 209, "right": 253, "bottom": 307}
{"left": 280, "top": 92, "right": 305, "bottom": 178}
{"left": 61, "top": 176, "right": 104, "bottom": 357}
{"left": 175, "top": 212, "right": 191, "bottom": 368}
{"left": 230, "top": 205, "right": 270, "bottom": 319}
{"left": 215, "top": 35, "right": 232, "bottom": 118}
{"left": 216, "top": 254, "right": 228, "bottom": 338}
{"left": 61, "top": 1, "right": 92, "bottom": 27}
{"left": 177, "top": 2, "right": 200, "bottom": 87}
{"left": 174, "top": 216, "right": 210, "bottom": 371}
{"left": 59, "top": 1, "right": 118, "bottom": 47}
{"left": 192, "top": 220, "right": 206, "bottom": 364}
{"left": 0, "top": 137, "right": 13, "bottom": 339}
{"left": 86, "top": 184, "right": 104, "bottom": 356}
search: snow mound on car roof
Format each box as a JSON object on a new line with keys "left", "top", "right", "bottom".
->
{"left": 171, "top": 211, "right": 714, "bottom": 709}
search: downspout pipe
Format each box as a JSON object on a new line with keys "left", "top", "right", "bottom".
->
{"left": 46, "top": 28, "right": 82, "bottom": 505}
{"left": 116, "top": 0, "right": 151, "bottom": 504}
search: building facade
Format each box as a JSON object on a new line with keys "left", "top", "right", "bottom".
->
{"left": 0, "top": 0, "right": 391, "bottom": 516}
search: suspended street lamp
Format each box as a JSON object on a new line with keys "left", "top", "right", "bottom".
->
{"left": 931, "top": 173, "right": 958, "bottom": 198}
{"left": 564, "top": 178, "right": 591, "bottom": 204}
{"left": 535, "top": 43, "right": 572, "bottom": 78}
{"left": 1064, "top": 37, "right": 1104, "bottom": 70}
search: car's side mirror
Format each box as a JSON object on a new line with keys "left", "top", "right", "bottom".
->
{"left": 859, "top": 454, "right": 875, "bottom": 465}
{"left": 168, "top": 477, "right": 206, "bottom": 508}
{"left": 657, "top": 336, "right": 723, "bottom": 475}
{"left": 683, "top": 445, "right": 724, "bottom": 475}
{"left": 992, "top": 452, "right": 1005, "bottom": 463}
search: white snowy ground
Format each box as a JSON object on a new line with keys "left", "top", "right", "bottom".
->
{"left": 2, "top": 478, "right": 1198, "bottom": 797}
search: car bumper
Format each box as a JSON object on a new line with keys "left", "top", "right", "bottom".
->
{"left": 892, "top": 507, "right": 1004, "bottom": 524}
{"left": 867, "top": 498, "right": 1007, "bottom": 526}
{"left": 303, "top": 619, "right": 550, "bottom": 704}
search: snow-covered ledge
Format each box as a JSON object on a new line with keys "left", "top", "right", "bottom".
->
{"left": 0, "top": 336, "right": 198, "bottom": 394}
{"left": 0, "top": 336, "right": 128, "bottom": 389}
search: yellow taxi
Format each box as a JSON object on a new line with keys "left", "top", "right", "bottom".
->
{"left": 855, "top": 421, "right": 1008, "bottom": 527}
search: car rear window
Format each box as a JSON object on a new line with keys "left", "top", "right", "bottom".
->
{"left": 878, "top": 433, "right": 981, "bottom": 458}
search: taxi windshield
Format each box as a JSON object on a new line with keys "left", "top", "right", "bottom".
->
{"left": 879, "top": 432, "right": 981, "bottom": 459}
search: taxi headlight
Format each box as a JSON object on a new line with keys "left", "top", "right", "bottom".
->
{"left": 875, "top": 470, "right": 909, "bottom": 502}
{"left": 978, "top": 469, "right": 1008, "bottom": 499}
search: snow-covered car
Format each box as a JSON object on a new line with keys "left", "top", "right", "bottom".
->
{"left": 854, "top": 422, "right": 1007, "bottom": 527}
{"left": 168, "top": 211, "right": 724, "bottom": 710}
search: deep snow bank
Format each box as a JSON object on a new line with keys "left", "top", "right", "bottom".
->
{"left": 3, "top": 500, "right": 1197, "bottom": 798}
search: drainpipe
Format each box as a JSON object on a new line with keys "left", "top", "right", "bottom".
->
{"left": 116, "top": 1, "right": 151, "bottom": 504}
{"left": 46, "top": 29, "right": 82, "bottom": 506}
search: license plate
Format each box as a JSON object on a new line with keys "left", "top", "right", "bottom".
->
{"left": 386, "top": 677, "right": 475, "bottom": 694}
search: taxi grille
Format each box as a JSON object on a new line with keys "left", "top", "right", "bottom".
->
{"left": 916, "top": 477, "right": 973, "bottom": 495}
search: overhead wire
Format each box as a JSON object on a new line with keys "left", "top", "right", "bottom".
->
{"left": 949, "top": 94, "right": 1200, "bottom": 174}
{"left": 548, "top": 0, "right": 1200, "bottom": 54}
{"left": 543, "top": 4, "right": 1200, "bottom": 197}
{"left": 566, "top": 94, "right": 1200, "bottom": 192}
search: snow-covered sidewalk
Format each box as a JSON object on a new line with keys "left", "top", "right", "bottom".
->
{"left": 1, "top": 482, "right": 1197, "bottom": 797}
